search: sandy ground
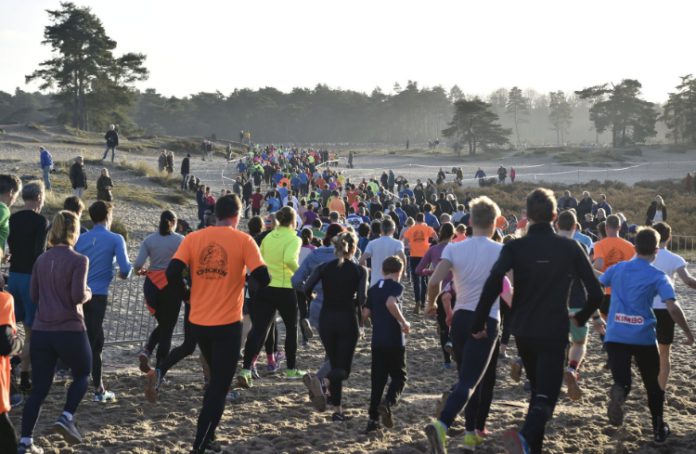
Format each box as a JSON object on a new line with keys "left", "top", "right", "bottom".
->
{"left": 1, "top": 129, "right": 696, "bottom": 453}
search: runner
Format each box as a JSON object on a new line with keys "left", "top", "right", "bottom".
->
{"left": 649, "top": 222, "right": 696, "bottom": 390}
{"left": 0, "top": 281, "right": 22, "bottom": 452}
{"left": 590, "top": 227, "right": 694, "bottom": 443}
{"left": 363, "top": 256, "right": 409, "bottom": 432}
{"left": 134, "top": 210, "right": 184, "bottom": 374}
{"left": 402, "top": 213, "right": 437, "bottom": 312}
{"left": 360, "top": 219, "right": 407, "bottom": 287}
{"left": 416, "top": 222, "right": 455, "bottom": 369}
{"left": 302, "top": 231, "right": 368, "bottom": 421}
{"left": 555, "top": 210, "right": 603, "bottom": 400}
{"left": 7, "top": 182, "right": 49, "bottom": 396}
{"left": 423, "top": 197, "right": 506, "bottom": 453}
{"left": 163, "top": 194, "right": 269, "bottom": 453}
{"left": 239, "top": 206, "right": 304, "bottom": 386}
{"left": 74, "top": 201, "right": 132, "bottom": 402}
{"left": 593, "top": 215, "right": 635, "bottom": 320}
{"left": 470, "top": 188, "right": 603, "bottom": 454}
{"left": 19, "top": 211, "right": 92, "bottom": 453}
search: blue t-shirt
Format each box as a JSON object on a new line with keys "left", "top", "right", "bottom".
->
{"left": 367, "top": 279, "right": 405, "bottom": 348}
{"left": 267, "top": 197, "right": 281, "bottom": 213}
{"left": 573, "top": 230, "right": 593, "bottom": 250}
{"left": 600, "top": 257, "right": 675, "bottom": 345}
{"left": 425, "top": 212, "right": 440, "bottom": 229}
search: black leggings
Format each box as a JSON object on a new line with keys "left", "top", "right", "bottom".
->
{"left": 0, "top": 413, "right": 17, "bottom": 453}
{"left": 83, "top": 295, "right": 108, "bottom": 390}
{"left": 159, "top": 303, "right": 196, "bottom": 377}
{"left": 192, "top": 322, "right": 241, "bottom": 451}
{"left": 144, "top": 280, "right": 182, "bottom": 369}
{"left": 516, "top": 336, "right": 567, "bottom": 454}
{"left": 606, "top": 342, "right": 664, "bottom": 427}
{"left": 22, "top": 330, "right": 92, "bottom": 438}
{"left": 319, "top": 312, "right": 359, "bottom": 407}
{"left": 243, "top": 287, "right": 298, "bottom": 370}
{"left": 436, "top": 292, "right": 453, "bottom": 364}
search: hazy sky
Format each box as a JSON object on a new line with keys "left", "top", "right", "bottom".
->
{"left": 1, "top": 0, "right": 694, "bottom": 102}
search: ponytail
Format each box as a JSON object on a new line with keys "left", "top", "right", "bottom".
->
{"left": 159, "top": 210, "right": 177, "bottom": 235}
{"left": 333, "top": 231, "right": 357, "bottom": 264}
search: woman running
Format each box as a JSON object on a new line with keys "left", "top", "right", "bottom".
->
{"left": 416, "top": 222, "right": 455, "bottom": 369}
{"left": 135, "top": 211, "right": 184, "bottom": 374}
{"left": 303, "top": 231, "right": 368, "bottom": 421}
{"left": 19, "top": 211, "right": 92, "bottom": 453}
{"left": 239, "top": 206, "right": 303, "bottom": 386}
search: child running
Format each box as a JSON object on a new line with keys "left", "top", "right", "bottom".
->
{"left": 363, "top": 256, "right": 409, "bottom": 432}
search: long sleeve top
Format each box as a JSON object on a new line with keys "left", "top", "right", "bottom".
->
{"left": 473, "top": 223, "right": 603, "bottom": 340}
{"left": 303, "top": 258, "right": 368, "bottom": 317}
{"left": 75, "top": 224, "right": 132, "bottom": 295}
{"left": 30, "top": 246, "right": 92, "bottom": 331}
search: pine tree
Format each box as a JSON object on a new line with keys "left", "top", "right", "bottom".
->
{"left": 506, "top": 86, "right": 529, "bottom": 148}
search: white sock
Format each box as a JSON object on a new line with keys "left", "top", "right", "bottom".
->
{"left": 62, "top": 411, "right": 73, "bottom": 421}
{"left": 20, "top": 437, "right": 33, "bottom": 446}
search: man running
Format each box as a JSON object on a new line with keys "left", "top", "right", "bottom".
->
{"left": 593, "top": 227, "right": 693, "bottom": 444}
{"left": 649, "top": 222, "right": 696, "bottom": 390}
{"left": 402, "top": 213, "right": 437, "bottom": 312}
{"left": 593, "top": 215, "right": 635, "bottom": 320}
{"left": 164, "top": 195, "right": 269, "bottom": 453}
{"left": 75, "top": 201, "right": 132, "bottom": 402}
{"left": 360, "top": 219, "right": 406, "bottom": 287}
{"left": 471, "top": 188, "right": 603, "bottom": 454}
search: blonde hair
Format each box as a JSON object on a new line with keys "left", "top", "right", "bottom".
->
{"left": 469, "top": 196, "right": 501, "bottom": 229}
{"left": 333, "top": 231, "right": 357, "bottom": 264}
{"left": 48, "top": 210, "right": 80, "bottom": 247}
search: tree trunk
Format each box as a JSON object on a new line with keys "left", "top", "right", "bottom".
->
{"left": 514, "top": 109, "right": 521, "bottom": 148}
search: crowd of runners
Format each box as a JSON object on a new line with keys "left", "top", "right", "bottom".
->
{"left": 0, "top": 143, "right": 694, "bottom": 454}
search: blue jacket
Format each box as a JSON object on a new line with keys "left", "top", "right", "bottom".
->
{"left": 292, "top": 246, "right": 336, "bottom": 329}
{"left": 40, "top": 149, "right": 53, "bottom": 168}
{"left": 75, "top": 224, "right": 132, "bottom": 295}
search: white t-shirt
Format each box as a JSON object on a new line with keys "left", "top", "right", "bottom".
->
{"left": 652, "top": 248, "right": 686, "bottom": 309}
{"left": 442, "top": 236, "right": 503, "bottom": 320}
{"left": 365, "top": 236, "right": 405, "bottom": 286}
{"left": 653, "top": 210, "right": 664, "bottom": 222}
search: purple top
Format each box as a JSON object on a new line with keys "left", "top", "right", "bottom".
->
{"left": 30, "top": 245, "right": 92, "bottom": 332}
{"left": 416, "top": 242, "right": 453, "bottom": 286}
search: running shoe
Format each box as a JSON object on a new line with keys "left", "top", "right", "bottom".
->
{"left": 444, "top": 341, "right": 453, "bottom": 355}
{"left": 424, "top": 419, "right": 448, "bottom": 454}
{"left": 205, "top": 438, "right": 222, "bottom": 453}
{"left": 463, "top": 433, "right": 485, "bottom": 451}
{"left": 138, "top": 349, "right": 151, "bottom": 373}
{"left": 476, "top": 428, "right": 490, "bottom": 438}
{"left": 17, "top": 442, "right": 44, "bottom": 454}
{"left": 266, "top": 362, "right": 280, "bottom": 373}
{"left": 236, "top": 369, "right": 253, "bottom": 389}
{"left": 300, "top": 318, "right": 314, "bottom": 340}
{"left": 53, "top": 414, "right": 82, "bottom": 444}
{"left": 510, "top": 358, "right": 523, "bottom": 382}
{"left": 285, "top": 369, "right": 306, "bottom": 379}
{"left": 303, "top": 373, "right": 327, "bottom": 411}
{"left": 654, "top": 422, "right": 671, "bottom": 444}
{"left": 93, "top": 390, "right": 116, "bottom": 403}
{"left": 502, "top": 429, "right": 530, "bottom": 454}
{"left": 145, "top": 369, "right": 161, "bottom": 403}
{"left": 378, "top": 402, "right": 394, "bottom": 428}
{"left": 331, "top": 412, "right": 346, "bottom": 422}
{"left": 434, "top": 390, "right": 450, "bottom": 418}
{"left": 275, "top": 351, "right": 286, "bottom": 364}
{"left": 251, "top": 364, "right": 260, "bottom": 379}
{"left": 565, "top": 369, "right": 583, "bottom": 401}
{"left": 226, "top": 390, "right": 241, "bottom": 402}
{"left": 365, "top": 419, "right": 381, "bottom": 433}
{"left": 442, "top": 362, "right": 452, "bottom": 370}
{"left": 413, "top": 305, "right": 421, "bottom": 315}
{"left": 607, "top": 384, "right": 625, "bottom": 426}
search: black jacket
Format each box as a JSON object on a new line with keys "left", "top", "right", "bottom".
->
{"left": 69, "top": 163, "right": 87, "bottom": 189}
{"left": 473, "top": 223, "right": 603, "bottom": 341}
{"left": 181, "top": 157, "right": 190, "bottom": 175}
{"left": 646, "top": 202, "right": 667, "bottom": 225}
{"left": 577, "top": 197, "right": 594, "bottom": 219}
{"left": 105, "top": 130, "right": 119, "bottom": 147}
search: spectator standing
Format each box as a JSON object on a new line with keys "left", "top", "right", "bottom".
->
{"left": 180, "top": 154, "right": 191, "bottom": 190}
{"left": 103, "top": 124, "right": 119, "bottom": 162}
{"left": 96, "top": 169, "right": 113, "bottom": 202}
{"left": 646, "top": 195, "right": 667, "bottom": 225}
{"left": 69, "top": 157, "right": 87, "bottom": 198}
{"left": 39, "top": 147, "right": 53, "bottom": 191}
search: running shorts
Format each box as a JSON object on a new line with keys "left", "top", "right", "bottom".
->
{"left": 599, "top": 294, "right": 611, "bottom": 317}
{"left": 568, "top": 308, "right": 588, "bottom": 343}
{"left": 654, "top": 309, "right": 675, "bottom": 345}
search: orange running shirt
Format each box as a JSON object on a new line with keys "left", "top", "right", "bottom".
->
{"left": 594, "top": 236, "right": 635, "bottom": 294}
{"left": 0, "top": 292, "right": 16, "bottom": 413}
{"left": 173, "top": 226, "right": 265, "bottom": 326}
{"left": 328, "top": 197, "right": 346, "bottom": 216}
{"left": 403, "top": 223, "right": 436, "bottom": 257}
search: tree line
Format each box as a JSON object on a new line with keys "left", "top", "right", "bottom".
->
{"left": 4, "top": 2, "right": 696, "bottom": 154}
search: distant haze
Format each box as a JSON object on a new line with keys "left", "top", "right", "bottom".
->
{"left": 1, "top": 0, "right": 694, "bottom": 102}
